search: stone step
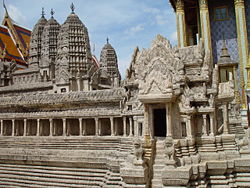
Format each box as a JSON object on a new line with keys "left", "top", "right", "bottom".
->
{"left": 0, "top": 167, "right": 105, "bottom": 181}
{"left": 0, "top": 163, "right": 108, "bottom": 187}
{"left": 0, "top": 177, "right": 100, "bottom": 188}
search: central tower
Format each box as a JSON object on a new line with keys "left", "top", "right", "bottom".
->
{"left": 55, "top": 3, "right": 92, "bottom": 91}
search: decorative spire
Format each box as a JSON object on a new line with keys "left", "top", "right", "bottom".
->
{"left": 41, "top": 7, "right": 45, "bottom": 18}
{"left": 70, "top": 3, "right": 75, "bottom": 14}
{"left": 3, "top": 0, "right": 9, "bottom": 18}
{"left": 106, "top": 37, "right": 109, "bottom": 44}
{"left": 50, "top": 8, "right": 55, "bottom": 18}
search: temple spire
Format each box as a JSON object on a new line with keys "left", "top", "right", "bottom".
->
{"left": 106, "top": 37, "right": 109, "bottom": 44}
{"left": 3, "top": 0, "right": 9, "bottom": 18}
{"left": 41, "top": 7, "right": 45, "bottom": 18}
{"left": 70, "top": 3, "right": 75, "bottom": 14}
{"left": 50, "top": 8, "right": 55, "bottom": 18}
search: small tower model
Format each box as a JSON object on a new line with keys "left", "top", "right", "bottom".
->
{"left": 100, "top": 38, "right": 121, "bottom": 87}
{"left": 41, "top": 9, "right": 60, "bottom": 80}
{"left": 29, "top": 8, "right": 47, "bottom": 68}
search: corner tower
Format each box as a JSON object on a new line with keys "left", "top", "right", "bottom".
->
{"left": 100, "top": 38, "right": 121, "bottom": 86}
{"left": 41, "top": 9, "right": 60, "bottom": 80}
{"left": 29, "top": 8, "right": 47, "bottom": 68}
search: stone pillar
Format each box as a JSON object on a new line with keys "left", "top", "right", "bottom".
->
{"left": 79, "top": 118, "right": 82, "bottom": 136}
{"left": 202, "top": 114, "right": 208, "bottom": 136}
{"left": 129, "top": 117, "right": 133, "bottom": 136}
{"left": 11, "top": 119, "right": 15, "bottom": 136}
{"left": 82, "top": 119, "right": 86, "bottom": 136}
{"left": 95, "top": 118, "right": 99, "bottom": 136}
{"left": 63, "top": 118, "right": 66, "bottom": 136}
{"left": 234, "top": 0, "right": 248, "bottom": 109}
{"left": 176, "top": 0, "right": 187, "bottom": 47}
{"left": 110, "top": 117, "right": 114, "bottom": 136}
{"left": 144, "top": 104, "right": 150, "bottom": 136}
{"left": 49, "top": 119, "right": 53, "bottom": 136}
{"left": 36, "top": 119, "right": 40, "bottom": 136}
{"left": 209, "top": 113, "right": 215, "bottom": 136}
{"left": 0, "top": 120, "right": 3, "bottom": 136}
{"left": 166, "top": 103, "right": 172, "bottom": 137}
{"left": 123, "top": 116, "right": 127, "bottom": 137}
{"left": 198, "top": 0, "right": 212, "bottom": 52}
{"left": 134, "top": 119, "right": 138, "bottom": 137}
{"left": 23, "top": 119, "right": 27, "bottom": 136}
{"left": 223, "top": 103, "right": 229, "bottom": 134}
{"left": 186, "top": 116, "right": 192, "bottom": 138}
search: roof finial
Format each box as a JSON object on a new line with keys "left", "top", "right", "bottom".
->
{"left": 70, "top": 3, "right": 75, "bottom": 14}
{"left": 3, "top": 0, "right": 9, "bottom": 18}
{"left": 107, "top": 37, "right": 109, "bottom": 44}
{"left": 50, "top": 8, "right": 55, "bottom": 18}
{"left": 41, "top": 7, "right": 45, "bottom": 18}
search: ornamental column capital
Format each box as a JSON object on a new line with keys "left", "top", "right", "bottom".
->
{"left": 176, "top": 0, "right": 184, "bottom": 12}
{"left": 234, "top": 0, "right": 245, "bottom": 7}
{"left": 199, "top": 0, "right": 208, "bottom": 10}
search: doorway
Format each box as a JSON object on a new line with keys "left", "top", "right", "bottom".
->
{"left": 153, "top": 109, "right": 166, "bottom": 137}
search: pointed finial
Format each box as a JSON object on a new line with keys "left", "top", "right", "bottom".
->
{"left": 107, "top": 37, "right": 109, "bottom": 44}
{"left": 50, "top": 8, "right": 55, "bottom": 18}
{"left": 70, "top": 3, "right": 75, "bottom": 14}
{"left": 3, "top": 0, "right": 9, "bottom": 18}
{"left": 41, "top": 7, "right": 45, "bottom": 18}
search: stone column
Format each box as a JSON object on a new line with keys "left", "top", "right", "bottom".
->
{"left": 166, "top": 103, "right": 172, "bottom": 137}
{"left": 79, "top": 118, "right": 82, "bottom": 136}
{"left": 223, "top": 103, "right": 229, "bottom": 134}
{"left": 129, "top": 117, "right": 133, "bottom": 137}
{"left": 11, "top": 119, "right": 15, "bottom": 136}
{"left": 95, "top": 118, "right": 99, "bottom": 136}
{"left": 82, "top": 119, "right": 86, "bottom": 136}
{"left": 123, "top": 116, "right": 127, "bottom": 137}
{"left": 36, "top": 119, "right": 40, "bottom": 136}
{"left": 176, "top": 0, "right": 187, "bottom": 47}
{"left": 202, "top": 114, "right": 208, "bottom": 136}
{"left": 134, "top": 119, "right": 138, "bottom": 137}
{"left": 49, "top": 119, "right": 53, "bottom": 136}
{"left": 234, "top": 0, "right": 248, "bottom": 109}
{"left": 186, "top": 116, "right": 193, "bottom": 138}
{"left": 23, "top": 119, "right": 27, "bottom": 136}
{"left": 198, "top": 0, "right": 212, "bottom": 52}
{"left": 110, "top": 117, "right": 114, "bottom": 136}
{"left": 209, "top": 113, "right": 215, "bottom": 136}
{"left": 0, "top": 120, "right": 3, "bottom": 136}
{"left": 144, "top": 104, "right": 150, "bottom": 136}
{"left": 63, "top": 118, "right": 66, "bottom": 136}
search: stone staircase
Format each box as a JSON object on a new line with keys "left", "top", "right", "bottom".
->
{"left": 0, "top": 136, "right": 121, "bottom": 151}
{"left": 0, "top": 163, "right": 108, "bottom": 188}
{"left": 229, "top": 123, "right": 245, "bottom": 138}
{"left": 151, "top": 138, "right": 165, "bottom": 188}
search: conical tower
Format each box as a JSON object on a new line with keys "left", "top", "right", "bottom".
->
{"left": 29, "top": 8, "right": 47, "bottom": 68}
{"left": 100, "top": 38, "right": 121, "bottom": 86}
{"left": 56, "top": 3, "right": 92, "bottom": 79}
{"left": 41, "top": 9, "right": 60, "bottom": 80}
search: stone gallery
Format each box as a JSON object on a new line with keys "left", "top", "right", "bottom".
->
{"left": 0, "top": 1, "right": 250, "bottom": 188}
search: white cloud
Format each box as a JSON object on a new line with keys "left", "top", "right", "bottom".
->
{"left": 7, "top": 4, "right": 27, "bottom": 25}
{"left": 124, "top": 24, "right": 144, "bottom": 36}
{"left": 143, "top": 7, "right": 160, "bottom": 14}
{"left": 169, "top": 31, "right": 177, "bottom": 43}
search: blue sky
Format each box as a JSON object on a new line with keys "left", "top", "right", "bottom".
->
{"left": 1, "top": 0, "right": 177, "bottom": 78}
